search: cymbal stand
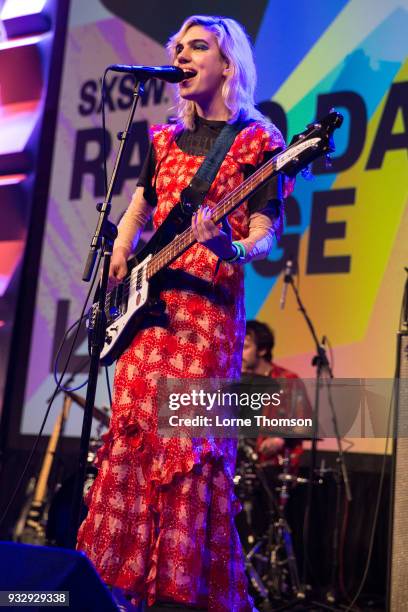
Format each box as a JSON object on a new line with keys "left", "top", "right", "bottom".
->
{"left": 235, "top": 446, "right": 270, "bottom": 608}
{"left": 255, "top": 461, "right": 304, "bottom": 611}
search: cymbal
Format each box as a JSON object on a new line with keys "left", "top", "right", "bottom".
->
{"left": 216, "top": 373, "right": 282, "bottom": 390}
{"left": 64, "top": 390, "right": 110, "bottom": 428}
{"left": 238, "top": 373, "right": 281, "bottom": 389}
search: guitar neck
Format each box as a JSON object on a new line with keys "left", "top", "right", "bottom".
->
{"left": 144, "top": 134, "right": 322, "bottom": 280}
{"left": 145, "top": 153, "right": 280, "bottom": 280}
{"left": 32, "top": 396, "right": 72, "bottom": 504}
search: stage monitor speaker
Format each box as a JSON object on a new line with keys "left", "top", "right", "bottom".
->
{"left": 388, "top": 331, "right": 408, "bottom": 611}
{"left": 0, "top": 542, "right": 117, "bottom": 611}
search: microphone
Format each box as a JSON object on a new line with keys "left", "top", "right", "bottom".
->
{"left": 279, "top": 259, "right": 293, "bottom": 310}
{"left": 107, "top": 64, "right": 195, "bottom": 83}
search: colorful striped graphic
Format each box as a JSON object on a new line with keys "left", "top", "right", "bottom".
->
{"left": 248, "top": 1, "right": 408, "bottom": 380}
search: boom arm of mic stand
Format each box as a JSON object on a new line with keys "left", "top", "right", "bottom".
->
{"left": 69, "top": 77, "right": 145, "bottom": 548}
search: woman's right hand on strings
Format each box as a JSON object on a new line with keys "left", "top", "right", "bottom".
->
{"left": 108, "top": 246, "right": 128, "bottom": 289}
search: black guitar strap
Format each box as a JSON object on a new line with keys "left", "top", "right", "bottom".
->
{"left": 180, "top": 118, "right": 251, "bottom": 212}
{"left": 143, "top": 118, "right": 252, "bottom": 273}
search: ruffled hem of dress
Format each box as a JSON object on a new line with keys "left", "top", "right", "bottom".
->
{"left": 95, "top": 413, "right": 238, "bottom": 489}
{"left": 90, "top": 417, "right": 241, "bottom": 601}
{"left": 81, "top": 409, "right": 248, "bottom": 609}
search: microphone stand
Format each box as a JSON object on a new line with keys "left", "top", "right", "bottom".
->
{"left": 283, "top": 272, "right": 353, "bottom": 610}
{"left": 68, "top": 76, "right": 145, "bottom": 548}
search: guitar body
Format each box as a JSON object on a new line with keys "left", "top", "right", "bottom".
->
{"left": 15, "top": 500, "right": 48, "bottom": 546}
{"left": 13, "top": 481, "right": 47, "bottom": 545}
{"left": 90, "top": 200, "right": 196, "bottom": 365}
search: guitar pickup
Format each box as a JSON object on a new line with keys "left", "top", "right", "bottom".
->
{"left": 108, "top": 306, "right": 121, "bottom": 318}
{"left": 108, "top": 284, "right": 126, "bottom": 319}
{"left": 136, "top": 267, "right": 143, "bottom": 291}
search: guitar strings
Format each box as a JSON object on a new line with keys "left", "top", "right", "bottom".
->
{"left": 145, "top": 155, "right": 278, "bottom": 278}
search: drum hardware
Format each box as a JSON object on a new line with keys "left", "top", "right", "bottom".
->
{"left": 64, "top": 389, "right": 110, "bottom": 429}
{"left": 259, "top": 452, "right": 302, "bottom": 601}
{"left": 277, "top": 473, "right": 308, "bottom": 484}
{"left": 235, "top": 443, "right": 326, "bottom": 609}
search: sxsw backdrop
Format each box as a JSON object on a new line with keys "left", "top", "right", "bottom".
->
{"left": 21, "top": 0, "right": 408, "bottom": 450}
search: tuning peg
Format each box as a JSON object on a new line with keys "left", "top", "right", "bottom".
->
{"left": 301, "top": 165, "right": 314, "bottom": 181}
{"left": 325, "top": 154, "right": 333, "bottom": 169}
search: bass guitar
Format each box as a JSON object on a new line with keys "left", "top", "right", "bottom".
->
{"left": 89, "top": 111, "right": 343, "bottom": 364}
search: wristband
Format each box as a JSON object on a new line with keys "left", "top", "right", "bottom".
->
{"left": 233, "top": 241, "right": 246, "bottom": 260}
{"left": 223, "top": 241, "right": 246, "bottom": 263}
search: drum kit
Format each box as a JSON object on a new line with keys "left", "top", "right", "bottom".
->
{"left": 234, "top": 436, "right": 325, "bottom": 611}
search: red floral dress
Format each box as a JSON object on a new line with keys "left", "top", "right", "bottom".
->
{"left": 77, "top": 121, "right": 287, "bottom": 611}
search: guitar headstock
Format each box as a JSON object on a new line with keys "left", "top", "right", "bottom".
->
{"left": 281, "top": 110, "right": 343, "bottom": 178}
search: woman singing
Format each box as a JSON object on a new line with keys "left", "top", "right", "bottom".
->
{"left": 77, "top": 14, "right": 293, "bottom": 611}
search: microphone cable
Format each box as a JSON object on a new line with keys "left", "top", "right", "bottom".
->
{"left": 53, "top": 318, "right": 89, "bottom": 393}
{"left": 342, "top": 376, "right": 394, "bottom": 611}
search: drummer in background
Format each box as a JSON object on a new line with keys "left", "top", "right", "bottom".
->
{"left": 242, "top": 320, "right": 312, "bottom": 466}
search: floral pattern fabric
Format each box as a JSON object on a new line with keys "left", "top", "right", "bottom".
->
{"left": 77, "top": 121, "right": 287, "bottom": 611}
